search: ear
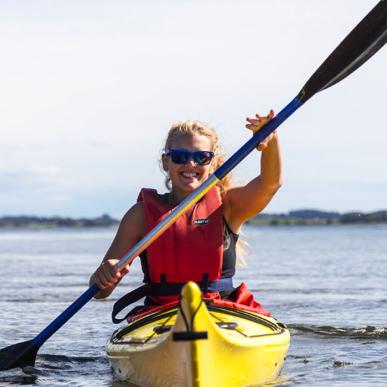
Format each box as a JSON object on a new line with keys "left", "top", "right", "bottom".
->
{"left": 162, "top": 153, "right": 169, "bottom": 172}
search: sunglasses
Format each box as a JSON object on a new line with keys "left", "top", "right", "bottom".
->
{"left": 166, "top": 149, "right": 215, "bottom": 166}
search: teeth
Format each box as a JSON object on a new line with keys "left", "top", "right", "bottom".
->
{"left": 181, "top": 172, "right": 198, "bottom": 178}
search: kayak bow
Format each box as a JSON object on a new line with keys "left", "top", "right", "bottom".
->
{"left": 106, "top": 282, "right": 290, "bottom": 386}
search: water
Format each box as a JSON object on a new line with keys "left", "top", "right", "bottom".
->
{"left": 0, "top": 225, "right": 386, "bottom": 386}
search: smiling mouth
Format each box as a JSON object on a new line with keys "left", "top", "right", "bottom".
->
{"left": 180, "top": 172, "right": 200, "bottom": 179}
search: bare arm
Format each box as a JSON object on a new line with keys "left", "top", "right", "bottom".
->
{"left": 89, "top": 202, "right": 145, "bottom": 298}
{"left": 223, "top": 110, "right": 282, "bottom": 233}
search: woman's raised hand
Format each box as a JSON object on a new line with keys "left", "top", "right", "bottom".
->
{"left": 245, "top": 109, "right": 276, "bottom": 151}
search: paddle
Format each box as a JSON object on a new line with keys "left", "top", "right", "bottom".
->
{"left": 1, "top": 0, "right": 385, "bottom": 372}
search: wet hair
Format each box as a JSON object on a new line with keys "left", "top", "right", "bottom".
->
{"left": 162, "top": 120, "right": 232, "bottom": 193}
{"left": 162, "top": 120, "right": 248, "bottom": 266}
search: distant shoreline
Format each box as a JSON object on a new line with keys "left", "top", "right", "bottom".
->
{"left": 0, "top": 214, "right": 119, "bottom": 229}
{"left": 1, "top": 210, "right": 387, "bottom": 229}
{"left": 248, "top": 209, "right": 387, "bottom": 226}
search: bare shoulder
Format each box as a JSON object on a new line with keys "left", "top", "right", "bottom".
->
{"left": 120, "top": 202, "right": 145, "bottom": 238}
{"left": 122, "top": 201, "right": 144, "bottom": 221}
{"left": 103, "top": 202, "right": 145, "bottom": 262}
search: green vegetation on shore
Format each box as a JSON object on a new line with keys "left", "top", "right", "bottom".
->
{"left": 248, "top": 209, "right": 387, "bottom": 225}
{"left": 1, "top": 210, "right": 387, "bottom": 229}
{"left": 0, "top": 214, "right": 119, "bottom": 229}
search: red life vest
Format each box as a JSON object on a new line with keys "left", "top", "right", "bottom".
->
{"left": 138, "top": 186, "right": 224, "bottom": 289}
{"left": 110, "top": 187, "right": 270, "bottom": 324}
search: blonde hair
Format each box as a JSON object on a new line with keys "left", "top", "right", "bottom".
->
{"left": 162, "top": 119, "right": 247, "bottom": 266}
{"left": 163, "top": 120, "right": 232, "bottom": 194}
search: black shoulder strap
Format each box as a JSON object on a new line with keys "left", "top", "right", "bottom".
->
{"left": 112, "top": 284, "right": 151, "bottom": 324}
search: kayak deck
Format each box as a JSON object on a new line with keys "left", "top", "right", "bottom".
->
{"left": 106, "top": 282, "right": 290, "bottom": 386}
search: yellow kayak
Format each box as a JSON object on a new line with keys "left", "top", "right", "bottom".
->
{"left": 106, "top": 282, "right": 290, "bottom": 386}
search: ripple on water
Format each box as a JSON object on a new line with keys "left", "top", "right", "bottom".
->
{"left": 289, "top": 324, "right": 387, "bottom": 340}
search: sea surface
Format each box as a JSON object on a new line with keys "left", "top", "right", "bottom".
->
{"left": 0, "top": 224, "right": 386, "bottom": 386}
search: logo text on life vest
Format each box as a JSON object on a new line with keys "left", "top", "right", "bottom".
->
{"left": 193, "top": 218, "right": 209, "bottom": 225}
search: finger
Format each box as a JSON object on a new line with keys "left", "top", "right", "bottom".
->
{"left": 246, "top": 117, "right": 260, "bottom": 123}
{"left": 100, "top": 266, "right": 115, "bottom": 284}
{"left": 107, "top": 264, "right": 120, "bottom": 282}
{"left": 105, "top": 272, "right": 117, "bottom": 284}
{"left": 251, "top": 115, "right": 267, "bottom": 122}
{"left": 247, "top": 118, "right": 264, "bottom": 125}
{"left": 101, "top": 261, "right": 119, "bottom": 281}
{"left": 101, "top": 268, "right": 119, "bottom": 287}
{"left": 255, "top": 110, "right": 274, "bottom": 120}
{"left": 94, "top": 272, "right": 110, "bottom": 289}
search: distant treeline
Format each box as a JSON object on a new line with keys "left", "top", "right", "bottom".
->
{"left": 0, "top": 214, "right": 119, "bottom": 228}
{"left": 1, "top": 210, "right": 387, "bottom": 229}
{"left": 248, "top": 209, "right": 387, "bottom": 225}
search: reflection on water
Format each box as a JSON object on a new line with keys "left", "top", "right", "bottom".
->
{"left": 0, "top": 225, "right": 386, "bottom": 385}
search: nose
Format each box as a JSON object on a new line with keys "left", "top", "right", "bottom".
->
{"left": 186, "top": 157, "right": 196, "bottom": 166}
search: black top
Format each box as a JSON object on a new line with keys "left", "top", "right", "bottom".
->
{"left": 222, "top": 220, "right": 238, "bottom": 277}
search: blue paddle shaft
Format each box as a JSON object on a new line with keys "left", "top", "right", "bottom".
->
{"left": 33, "top": 284, "right": 100, "bottom": 346}
{"left": 215, "top": 96, "right": 303, "bottom": 180}
{"left": 30, "top": 97, "right": 304, "bottom": 348}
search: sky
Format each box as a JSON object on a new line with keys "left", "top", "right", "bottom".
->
{"left": 1, "top": 0, "right": 386, "bottom": 218}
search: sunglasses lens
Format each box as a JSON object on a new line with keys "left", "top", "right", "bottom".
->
{"left": 194, "top": 151, "right": 213, "bottom": 165}
{"left": 169, "top": 150, "right": 189, "bottom": 164}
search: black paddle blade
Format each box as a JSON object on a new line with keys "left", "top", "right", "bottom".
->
{"left": 0, "top": 340, "right": 39, "bottom": 371}
{"left": 299, "top": 0, "right": 387, "bottom": 102}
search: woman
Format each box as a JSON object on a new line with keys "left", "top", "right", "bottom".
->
{"left": 90, "top": 110, "right": 281, "bottom": 318}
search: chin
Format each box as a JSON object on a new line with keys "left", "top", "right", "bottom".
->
{"left": 180, "top": 182, "right": 201, "bottom": 193}
{"left": 183, "top": 184, "right": 198, "bottom": 192}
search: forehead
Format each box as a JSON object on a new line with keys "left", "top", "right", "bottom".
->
{"left": 169, "top": 133, "right": 212, "bottom": 150}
